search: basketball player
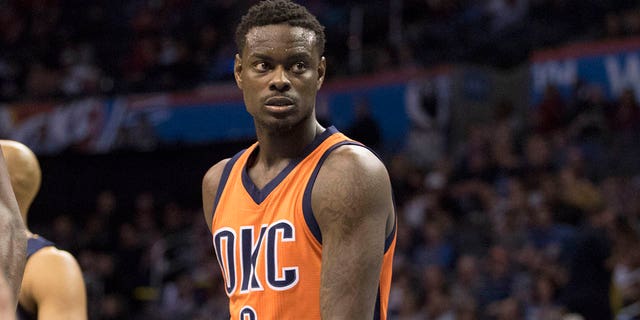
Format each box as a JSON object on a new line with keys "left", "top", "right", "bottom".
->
{"left": 0, "top": 145, "right": 26, "bottom": 318}
{"left": 201, "top": 1, "right": 396, "bottom": 319}
{"left": 0, "top": 140, "right": 87, "bottom": 320}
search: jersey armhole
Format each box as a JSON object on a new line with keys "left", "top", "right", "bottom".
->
{"left": 301, "top": 141, "right": 364, "bottom": 244}
{"left": 26, "top": 235, "right": 55, "bottom": 258}
{"left": 211, "top": 149, "right": 246, "bottom": 223}
{"left": 384, "top": 217, "right": 397, "bottom": 253}
{"left": 302, "top": 142, "right": 397, "bottom": 252}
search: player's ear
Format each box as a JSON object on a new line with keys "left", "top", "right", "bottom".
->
{"left": 316, "top": 56, "right": 326, "bottom": 90}
{"left": 234, "top": 53, "right": 243, "bottom": 89}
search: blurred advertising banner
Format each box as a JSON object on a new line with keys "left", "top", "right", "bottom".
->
{"left": 0, "top": 84, "right": 249, "bottom": 155}
{"left": 0, "top": 68, "right": 452, "bottom": 155}
{"left": 531, "top": 36, "right": 640, "bottom": 105}
{"left": 0, "top": 99, "right": 108, "bottom": 154}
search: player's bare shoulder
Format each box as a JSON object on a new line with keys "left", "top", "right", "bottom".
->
{"left": 21, "top": 246, "right": 84, "bottom": 307}
{"left": 311, "top": 144, "right": 393, "bottom": 232}
{"left": 202, "top": 158, "right": 231, "bottom": 232}
{"left": 317, "top": 144, "right": 390, "bottom": 193}
{"left": 24, "top": 246, "right": 81, "bottom": 284}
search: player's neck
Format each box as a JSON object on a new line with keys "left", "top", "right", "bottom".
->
{"left": 255, "top": 121, "right": 324, "bottom": 167}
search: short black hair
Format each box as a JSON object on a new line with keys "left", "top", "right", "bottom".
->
{"left": 235, "top": 0, "right": 326, "bottom": 56}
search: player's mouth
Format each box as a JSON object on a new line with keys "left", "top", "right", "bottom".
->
{"left": 264, "top": 96, "right": 295, "bottom": 112}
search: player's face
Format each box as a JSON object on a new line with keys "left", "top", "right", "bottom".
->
{"left": 234, "top": 24, "right": 326, "bottom": 132}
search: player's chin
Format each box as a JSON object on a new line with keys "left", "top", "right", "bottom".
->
{"left": 258, "top": 116, "right": 301, "bottom": 133}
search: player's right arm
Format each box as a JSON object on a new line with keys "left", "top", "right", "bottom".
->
{"left": 0, "top": 147, "right": 27, "bottom": 306}
{"left": 0, "top": 273, "right": 16, "bottom": 320}
{"left": 202, "top": 159, "right": 231, "bottom": 233}
{"left": 22, "top": 247, "right": 87, "bottom": 320}
{"left": 313, "top": 145, "right": 393, "bottom": 319}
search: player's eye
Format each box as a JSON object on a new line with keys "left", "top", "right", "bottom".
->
{"left": 254, "top": 62, "right": 270, "bottom": 72}
{"left": 291, "top": 62, "right": 308, "bottom": 74}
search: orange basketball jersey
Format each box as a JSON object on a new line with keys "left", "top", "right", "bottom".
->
{"left": 210, "top": 126, "right": 396, "bottom": 320}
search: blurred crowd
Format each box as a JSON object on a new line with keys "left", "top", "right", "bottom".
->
{"left": 1, "top": 0, "right": 640, "bottom": 102}
{"left": 388, "top": 81, "right": 640, "bottom": 319}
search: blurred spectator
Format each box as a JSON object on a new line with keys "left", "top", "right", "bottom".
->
{"left": 346, "top": 97, "right": 382, "bottom": 152}
{"left": 450, "top": 254, "right": 482, "bottom": 312}
{"left": 611, "top": 216, "right": 640, "bottom": 317}
{"left": 388, "top": 268, "right": 421, "bottom": 319}
{"left": 607, "top": 88, "right": 640, "bottom": 176}
{"left": 560, "top": 205, "right": 615, "bottom": 320}
{"left": 605, "top": 12, "right": 626, "bottom": 38}
{"left": 404, "top": 78, "right": 450, "bottom": 170}
{"left": 160, "top": 272, "right": 197, "bottom": 319}
{"left": 521, "top": 133, "right": 556, "bottom": 194}
{"left": 115, "top": 112, "right": 160, "bottom": 151}
{"left": 486, "top": 297, "right": 524, "bottom": 320}
{"left": 424, "top": 288, "right": 455, "bottom": 320}
{"left": 388, "top": 153, "right": 424, "bottom": 206}
{"left": 525, "top": 273, "right": 564, "bottom": 320}
{"left": 414, "top": 218, "right": 455, "bottom": 268}
{"left": 622, "top": 9, "right": 640, "bottom": 35}
{"left": 608, "top": 88, "right": 640, "bottom": 133}
{"left": 59, "top": 43, "right": 102, "bottom": 97}
{"left": 533, "top": 84, "right": 566, "bottom": 135}
{"left": 478, "top": 245, "right": 514, "bottom": 309}
{"left": 485, "top": 0, "right": 529, "bottom": 34}
{"left": 51, "top": 214, "right": 79, "bottom": 253}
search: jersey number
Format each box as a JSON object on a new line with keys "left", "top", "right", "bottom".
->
{"left": 240, "top": 306, "right": 257, "bottom": 320}
{"left": 213, "top": 219, "right": 300, "bottom": 295}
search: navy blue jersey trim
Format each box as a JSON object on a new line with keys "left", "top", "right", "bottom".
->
{"left": 373, "top": 286, "right": 381, "bottom": 320}
{"left": 384, "top": 219, "right": 397, "bottom": 253}
{"left": 302, "top": 141, "right": 361, "bottom": 244}
{"left": 211, "top": 149, "right": 246, "bottom": 222}
{"left": 242, "top": 126, "right": 339, "bottom": 204}
{"left": 303, "top": 141, "right": 397, "bottom": 248}
{"left": 19, "top": 235, "right": 55, "bottom": 320}
{"left": 26, "top": 235, "right": 54, "bottom": 258}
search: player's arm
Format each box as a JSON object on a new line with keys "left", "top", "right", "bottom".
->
{"left": 23, "top": 247, "right": 86, "bottom": 320}
{"left": 202, "top": 159, "right": 230, "bottom": 233}
{"left": 313, "top": 145, "right": 393, "bottom": 319}
{"left": 0, "top": 147, "right": 27, "bottom": 305}
{"left": 0, "top": 273, "right": 16, "bottom": 320}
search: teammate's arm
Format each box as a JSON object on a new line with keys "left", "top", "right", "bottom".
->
{"left": 0, "top": 272, "right": 16, "bottom": 320}
{"left": 23, "top": 247, "right": 86, "bottom": 320}
{"left": 0, "top": 147, "right": 27, "bottom": 306}
{"left": 312, "top": 145, "right": 393, "bottom": 319}
{"left": 202, "top": 159, "right": 230, "bottom": 233}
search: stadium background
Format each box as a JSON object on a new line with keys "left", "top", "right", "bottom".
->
{"left": 1, "top": 1, "right": 640, "bottom": 319}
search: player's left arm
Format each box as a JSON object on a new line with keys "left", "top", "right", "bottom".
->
{"left": 26, "top": 247, "right": 87, "bottom": 320}
{"left": 312, "top": 145, "right": 394, "bottom": 320}
{"left": 0, "top": 273, "right": 15, "bottom": 320}
{"left": 0, "top": 147, "right": 26, "bottom": 304}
